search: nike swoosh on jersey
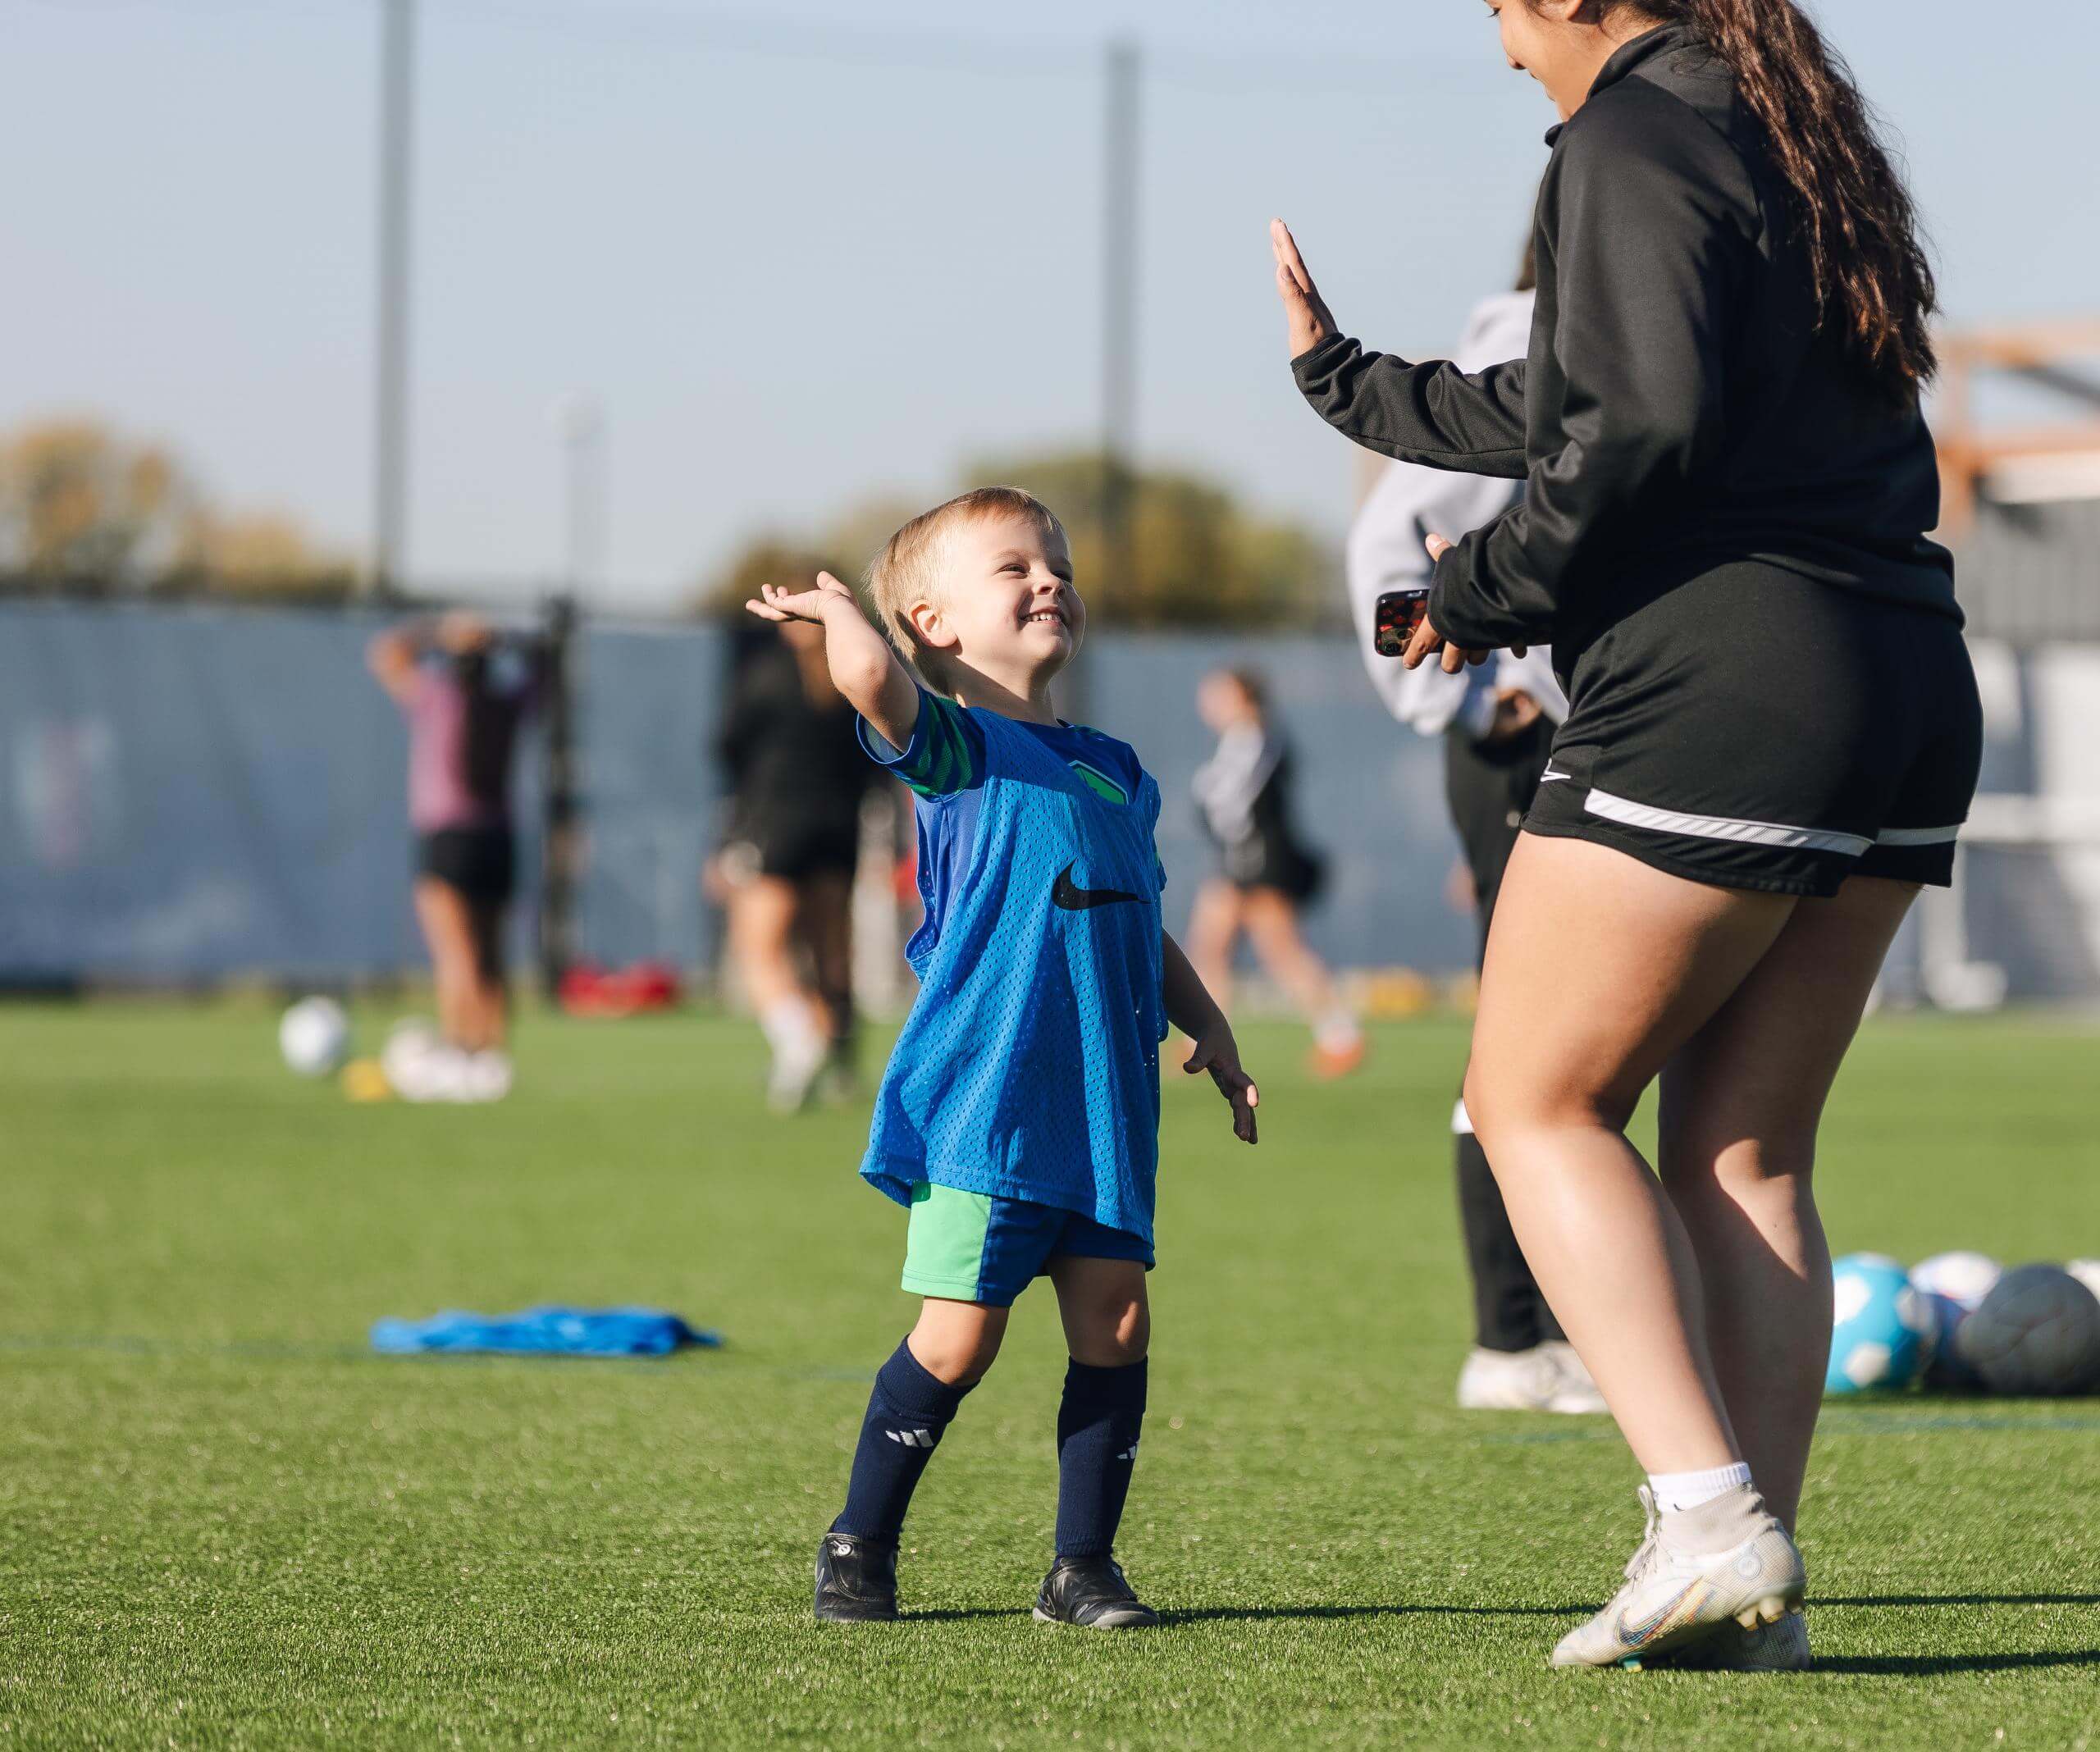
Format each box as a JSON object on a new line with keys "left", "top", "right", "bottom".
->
{"left": 1540, "top": 765, "right": 1573, "bottom": 782}
{"left": 1052, "top": 864, "right": 1144, "bottom": 910}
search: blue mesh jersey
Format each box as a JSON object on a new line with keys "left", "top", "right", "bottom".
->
{"left": 856, "top": 691, "right": 1167, "bottom": 1243}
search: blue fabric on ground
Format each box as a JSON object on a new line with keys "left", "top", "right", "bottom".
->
{"left": 371, "top": 1306, "right": 720, "bottom": 1357}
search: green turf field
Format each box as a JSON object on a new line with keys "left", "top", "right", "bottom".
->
{"left": 3, "top": 1003, "right": 2097, "bottom": 1749}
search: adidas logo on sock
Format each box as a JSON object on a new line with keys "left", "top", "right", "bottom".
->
{"left": 884, "top": 1428, "right": 935, "bottom": 1449}
{"left": 1116, "top": 1442, "right": 1139, "bottom": 1462}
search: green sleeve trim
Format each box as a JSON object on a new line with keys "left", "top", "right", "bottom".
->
{"left": 897, "top": 693, "right": 979, "bottom": 799}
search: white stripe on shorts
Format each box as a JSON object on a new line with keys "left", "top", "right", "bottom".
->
{"left": 1582, "top": 788, "right": 1873, "bottom": 857}
{"left": 1874, "top": 824, "right": 1963, "bottom": 846}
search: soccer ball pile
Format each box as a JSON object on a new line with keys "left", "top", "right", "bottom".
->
{"left": 1827, "top": 1250, "right": 2100, "bottom": 1398}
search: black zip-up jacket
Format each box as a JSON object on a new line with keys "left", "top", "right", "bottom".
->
{"left": 1292, "top": 25, "right": 1958, "bottom": 661}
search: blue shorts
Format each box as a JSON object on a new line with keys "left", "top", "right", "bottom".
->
{"left": 901, "top": 1183, "right": 1153, "bottom": 1307}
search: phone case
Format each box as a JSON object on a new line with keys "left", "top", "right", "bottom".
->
{"left": 1373, "top": 589, "right": 1431, "bottom": 657}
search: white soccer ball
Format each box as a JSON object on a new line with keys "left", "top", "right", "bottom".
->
{"left": 279, "top": 997, "right": 350, "bottom": 1078}
{"left": 1955, "top": 1263, "right": 2100, "bottom": 1396}
{"left": 1911, "top": 1250, "right": 2002, "bottom": 1312}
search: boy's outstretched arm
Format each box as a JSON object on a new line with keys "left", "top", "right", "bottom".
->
{"left": 1162, "top": 931, "right": 1258, "bottom": 1145}
{"left": 746, "top": 573, "right": 920, "bottom": 751}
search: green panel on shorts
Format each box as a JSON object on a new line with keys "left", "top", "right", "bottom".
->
{"left": 902, "top": 1182, "right": 993, "bottom": 1298}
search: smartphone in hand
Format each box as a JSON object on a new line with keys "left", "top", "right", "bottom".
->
{"left": 1372, "top": 588, "right": 1431, "bottom": 657}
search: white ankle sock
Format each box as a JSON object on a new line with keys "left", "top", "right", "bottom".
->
{"left": 1647, "top": 1462, "right": 1752, "bottom": 1515}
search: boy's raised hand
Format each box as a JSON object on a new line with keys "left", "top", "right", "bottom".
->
{"left": 1184, "top": 1021, "right": 1259, "bottom": 1146}
{"left": 745, "top": 571, "right": 856, "bottom": 626}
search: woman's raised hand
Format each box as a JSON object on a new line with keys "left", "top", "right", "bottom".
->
{"left": 1271, "top": 219, "right": 1340, "bottom": 359}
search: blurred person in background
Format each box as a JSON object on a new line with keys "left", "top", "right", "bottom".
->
{"left": 368, "top": 611, "right": 540, "bottom": 1101}
{"left": 712, "top": 568, "right": 881, "bottom": 1111}
{"left": 1186, "top": 668, "right": 1364, "bottom": 1078}
{"left": 1346, "top": 248, "right": 1603, "bottom": 1416}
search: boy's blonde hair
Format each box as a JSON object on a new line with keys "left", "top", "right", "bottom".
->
{"left": 865, "top": 486, "right": 1064, "bottom": 687}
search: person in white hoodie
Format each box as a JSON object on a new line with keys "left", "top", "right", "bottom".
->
{"left": 1345, "top": 255, "right": 1602, "bottom": 1415}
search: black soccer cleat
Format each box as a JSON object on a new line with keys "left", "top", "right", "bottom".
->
{"left": 813, "top": 1531, "right": 899, "bottom": 1622}
{"left": 1032, "top": 1554, "right": 1160, "bottom": 1629}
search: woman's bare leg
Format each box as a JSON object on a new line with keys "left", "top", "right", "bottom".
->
{"left": 726, "top": 875, "right": 809, "bottom": 1017}
{"left": 1239, "top": 887, "right": 1347, "bottom": 1024}
{"left": 1184, "top": 879, "right": 1243, "bottom": 1017}
{"left": 413, "top": 878, "right": 481, "bottom": 1047}
{"left": 466, "top": 898, "right": 509, "bottom": 1052}
{"left": 1658, "top": 876, "right": 1919, "bottom": 1533}
{"left": 797, "top": 869, "right": 856, "bottom": 1059}
{"left": 1465, "top": 834, "right": 1795, "bottom": 1476}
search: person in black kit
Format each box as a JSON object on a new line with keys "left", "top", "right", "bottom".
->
{"left": 714, "top": 574, "right": 883, "bottom": 1111}
{"left": 1348, "top": 269, "right": 1601, "bottom": 1412}
{"left": 1276, "top": 0, "right": 1980, "bottom": 1670}
{"left": 1186, "top": 668, "right": 1365, "bottom": 1079}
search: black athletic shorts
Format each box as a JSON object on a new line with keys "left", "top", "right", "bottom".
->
{"left": 416, "top": 826, "right": 516, "bottom": 903}
{"left": 1527, "top": 564, "right": 1982, "bottom": 898}
{"left": 735, "top": 819, "right": 860, "bottom": 883}
{"left": 1221, "top": 834, "right": 1326, "bottom": 905}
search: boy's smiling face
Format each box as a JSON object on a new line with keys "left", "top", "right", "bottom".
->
{"left": 906, "top": 510, "right": 1085, "bottom": 700}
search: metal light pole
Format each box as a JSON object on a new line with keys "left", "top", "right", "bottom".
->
{"left": 537, "top": 394, "right": 604, "bottom": 999}
{"left": 550, "top": 392, "right": 607, "bottom": 599}
{"left": 1100, "top": 36, "right": 1142, "bottom": 621}
{"left": 372, "top": 0, "right": 415, "bottom": 596}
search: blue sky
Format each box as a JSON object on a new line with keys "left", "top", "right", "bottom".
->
{"left": 7, "top": 0, "right": 2096, "bottom": 606}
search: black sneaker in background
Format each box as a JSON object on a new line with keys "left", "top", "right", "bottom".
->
{"left": 813, "top": 1531, "right": 899, "bottom": 1622}
{"left": 1032, "top": 1555, "right": 1160, "bottom": 1629}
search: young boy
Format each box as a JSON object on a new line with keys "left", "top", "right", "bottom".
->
{"left": 745, "top": 486, "right": 1258, "bottom": 1630}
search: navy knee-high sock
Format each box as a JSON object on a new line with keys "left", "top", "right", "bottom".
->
{"left": 1054, "top": 1357, "right": 1148, "bottom": 1559}
{"left": 833, "top": 1339, "right": 972, "bottom": 1545}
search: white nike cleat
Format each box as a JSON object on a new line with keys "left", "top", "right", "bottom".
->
{"left": 1457, "top": 1344, "right": 1606, "bottom": 1414}
{"left": 1656, "top": 1610, "right": 1812, "bottom": 1672}
{"left": 1550, "top": 1485, "right": 1806, "bottom": 1669}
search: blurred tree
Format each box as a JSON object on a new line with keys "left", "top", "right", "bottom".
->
{"left": 961, "top": 449, "right": 1331, "bottom": 628}
{"left": 0, "top": 417, "right": 350, "bottom": 596}
{"left": 0, "top": 418, "right": 192, "bottom": 585}
{"left": 173, "top": 510, "right": 358, "bottom": 597}
{"left": 688, "top": 536, "right": 853, "bottom": 617}
{"left": 693, "top": 453, "right": 1333, "bottom": 629}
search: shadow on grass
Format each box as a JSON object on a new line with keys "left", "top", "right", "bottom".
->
{"left": 1160, "top": 1604, "right": 1586, "bottom": 1625}
{"left": 1820, "top": 1593, "right": 2100, "bottom": 1608}
{"left": 1814, "top": 1650, "right": 2098, "bottom": 1675}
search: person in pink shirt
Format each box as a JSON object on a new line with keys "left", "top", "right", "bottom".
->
{"left": 368, "top": 613, "right": 538, "bottom": 1091}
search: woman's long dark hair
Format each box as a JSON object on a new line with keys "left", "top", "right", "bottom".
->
{"left": 1606, "top": 0, "right": 1938, "bottom": 397}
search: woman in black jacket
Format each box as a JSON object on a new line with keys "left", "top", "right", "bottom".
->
{"left": 1276, "top": 0, "right": 1979, "bottom": 1670}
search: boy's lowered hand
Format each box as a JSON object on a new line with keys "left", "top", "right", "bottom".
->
{"left": 1184, "top": 1020, "right": 1258, "bottom": 1146}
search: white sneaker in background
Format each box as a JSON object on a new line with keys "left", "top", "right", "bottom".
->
{"left": 760, "top": 1000, "right": 829, "bottom": 1114}
{"left": 1458, "top": 1344, "right": 1606, "bottom": 1414}
{"left": 1537, "top": 1341, "right": 1610, "bottom": 1414}
{"left": 1549, "top": 1485, "right": 1807, "bottom": 1669}
{"left": 464, "top": 1049, "right": 513, "bottom": 1102}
